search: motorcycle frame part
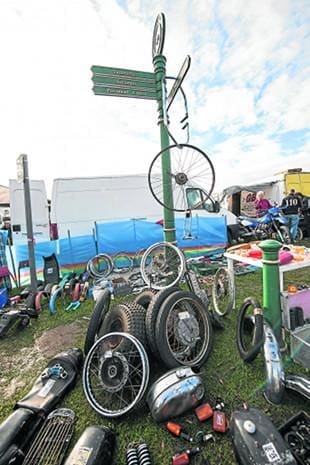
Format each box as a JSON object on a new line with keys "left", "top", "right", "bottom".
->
{"left": 63, "top": 425, "right": 115, "bottom": 465}
{"left": 22, "top": 408, "right": 75, "bottom": 465}
{"left": 140, "top": 241, "right": 186, "bottom": 290}
{"left": 83, "top": 332, "right": 150, "bottom": 418}
{"left": 154, "top": 290, "right": 213, "bottom": 368}
{"left": 0, "top": 310, "right": 30, "bottom": 339}
{"left": 146, "top": 366, "right": 205, "bottom": 423}
{"left": 263, "top": 322, "right": 285, "bottom": 404}
{"left": 0, "top": 408, "right": 43, "bottom": 465}
{"left": 16, "top": 348, "right": 83, "bottom": 415}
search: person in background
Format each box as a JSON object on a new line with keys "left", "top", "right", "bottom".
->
{"left": 281, "top": 189, "right": 303, "bottom": 243}
{"left": 0, "top": 217, "right": 12, "bottom": 245}
{"left": 254, "top": 191, "right": 272, "bottom": 216}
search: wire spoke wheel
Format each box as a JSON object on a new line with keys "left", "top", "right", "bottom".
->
{"left": 87, "top": 254, "right": 113, "bottom": 279}
{"left": 212, "top": 267, "right": 234, "bottom": 317}
{"left": 148, "top": 143, "right": 215, "bottom": 212}
{"left": 155, "top": 290, "right": 213, "bottom": 368}
{"left": 83, "top": 332, "right": 149, "bottom": 418}
{"left": 112, "top": 252, "right": 134, "bottom": 274}
{"left": 140, "top": 242, "right": 186, "bottom": 290}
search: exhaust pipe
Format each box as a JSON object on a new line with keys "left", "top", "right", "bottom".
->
{"left": 263, "top": 323, "right": 285, "bottom": 404}
{"left": 285, "top": 374, "right": 310, "bottom": 401}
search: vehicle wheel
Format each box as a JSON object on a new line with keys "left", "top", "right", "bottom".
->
{"left": 134, "top": 289, "right": 157, "bottom": 310}
{"left": 236, "top": 297, "right": 264, "bottom": 363}
{"left": 84, "top": 288, "right": 111, "bottom": 355}
{"left": 148, "top": 143, "right": 215, "bottom": 212}
{"left": 83, "top": 332, "right": 150, "bottom": 418}
{"left": 140, "top": 242, "right": 186, "bottom": 290}
{"left": 113, "top": 252, "right": 134, "bottom": 274}
{"left": 87, "top": 253, "right": 113, "bottom": 279}
{"left": 278, "top": 226, "right": 291, "bottom": 244}
{"left": 99, "top": 302, "right": 147, "bottom": 349}
{"left": 155, "top": 290, "right": 213, "bottom": 368}
{"left": 295, "top": 227, "right": 303, "bottom": 242}
{"left": 212, "top": 267, "right": 234, "bottom": 317}
{"left": 145, "top": 286, "right": 180, "bottom": 358}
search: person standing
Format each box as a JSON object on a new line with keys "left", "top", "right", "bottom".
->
{"left": 254, "top": 191, "right": 272, "bottom": 216}
{"left": 281, "top": 189, "right": 303, "bottom": 242}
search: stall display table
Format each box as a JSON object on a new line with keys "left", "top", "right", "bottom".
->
{"left": 224, "top": 247, "right": 310, "bottom": 308}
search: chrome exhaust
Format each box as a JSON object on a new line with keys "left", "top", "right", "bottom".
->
{"left": 263, "top": 323, "right": 285, "bottom": 404}
{"left": 285, "top": 374, "right": 310, "bottom": 401}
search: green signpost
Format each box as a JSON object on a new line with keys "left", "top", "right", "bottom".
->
{"left": 91, "top": 12, "right": 189, "bottom": 244}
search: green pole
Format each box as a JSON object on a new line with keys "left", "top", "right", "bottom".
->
{"left": 259, "top": 239, "right": 283, "bottom": 345}
{"left": 153, "top": 54, "right": 176, "bottom": 244}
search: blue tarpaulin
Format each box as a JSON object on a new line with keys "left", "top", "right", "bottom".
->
{"left": 12, "top": 217, "right": 227, "bottom": 271}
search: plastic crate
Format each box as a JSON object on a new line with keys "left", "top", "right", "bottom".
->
{"left": 290, "top": 323, "right": 310, "bottom": 369}
{"left": 279, "top": 411, "right": 310, "bottom": 465}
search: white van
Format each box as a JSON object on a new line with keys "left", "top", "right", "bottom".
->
{"left": 49, "top": 175, "right": 237, "bottom": 239}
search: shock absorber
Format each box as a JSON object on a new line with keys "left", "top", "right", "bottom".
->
{"left": 137, "top": 442, "right": 152, "bottom": 465}
{"left": 126, "top": 445, "right": 139, "bottom": 465}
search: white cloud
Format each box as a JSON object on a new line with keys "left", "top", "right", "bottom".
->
{"left": 0, "top": 0, "right": 309, "bottom": 201}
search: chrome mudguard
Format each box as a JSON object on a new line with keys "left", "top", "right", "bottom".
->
{"left": 146, "top": 367, "right": 205, "bottom": 423}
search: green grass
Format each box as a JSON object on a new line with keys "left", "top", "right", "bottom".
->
{"left": 0, "top": 256, "right": 310, "bottom": 465}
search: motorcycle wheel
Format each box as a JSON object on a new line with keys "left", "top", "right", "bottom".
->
{"left": 295, "top": 227, "right": 303, "bottom": 242}
{"left": 236, "top": 297, "right": 264, "bottom": 363}
{"left": 277, "top": 226, "right": 291, "bottom": 244}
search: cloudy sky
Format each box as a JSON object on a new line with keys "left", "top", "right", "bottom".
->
{"left": 0, "top": 0, "right": 309, "bottom": 196}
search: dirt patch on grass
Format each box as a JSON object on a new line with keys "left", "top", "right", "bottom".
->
{"left": 0, "top": 319, "right": 87, "bottom": 400}
{"left": 35, "top": 320, "right": 87, "bottom": 358}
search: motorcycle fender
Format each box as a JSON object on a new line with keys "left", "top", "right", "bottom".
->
{"left": 146, "top": 367, "right": 205, "bottom": 423}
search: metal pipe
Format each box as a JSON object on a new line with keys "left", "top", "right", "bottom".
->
{"left": 263, "top": 322, "right": 285, "bottom": 404}
{"left": 285, "top": 374, "right": 310, "bottom": 400}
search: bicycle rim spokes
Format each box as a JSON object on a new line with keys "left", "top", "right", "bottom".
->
{"left": 113, "top": 253, "right": 134, "bottom": 274}
{"left": 212, "top": 267, "right": 234, "bottom": 317}
{"left": 148, "top": 144, "right": 215, "bottom": 212}
{"left": 87, "top": 254, "right": 113, "bottom": 279}
{"left": 83, "top": 332, "right": 149, "bottom": 418}
{"left": 140, "top": 242, "right": 186, "bottom": 290}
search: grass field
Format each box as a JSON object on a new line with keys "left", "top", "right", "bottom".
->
{"left": 0, "top": 248, "right": 309, "bottom": 465}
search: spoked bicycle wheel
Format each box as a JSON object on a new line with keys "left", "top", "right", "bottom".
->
{"left": 148, "top": 143, "right": 215, "bottom": 212}
{"left": 155, "top": 290, "right": 213, "bottom": 368}
{"left": 140, "top": 242, "right": 186, "bottom": 290}
{"left": 83, "top": 332, "right": 150, "bottom": 418}
{"left": 211, "top": 267, "right": 235, "bottom": 317}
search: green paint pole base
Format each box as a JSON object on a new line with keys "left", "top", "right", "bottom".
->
{"left": 259, "top": 239, "right": 283, "bottom": 346}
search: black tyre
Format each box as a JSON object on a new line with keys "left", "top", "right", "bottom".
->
{"left": 99, "top": 302, "right": 147, "bottom": 349}
{"left": 145, "top": 286, "right": 181, "bottom": 358}
{"left": 134, "top": 289, "right": 157, "bottom": 310}
{"left": 278, "top": 225, "right": 291, "bottom": 244}
{"left": 84, "top": 289, "right": 111, "bottom": 355}
{"left": 236, "top": 297, "right": 264, "bottom": 363}
{"left": 155, "top": 290, "right": 213, "bottom": 368}
{"left": 295, "top": 227, "right": 303, "bottom": 242}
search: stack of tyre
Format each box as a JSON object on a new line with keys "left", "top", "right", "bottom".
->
{"left": 84, "top": 286, "right": 213, "bottom": 369}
